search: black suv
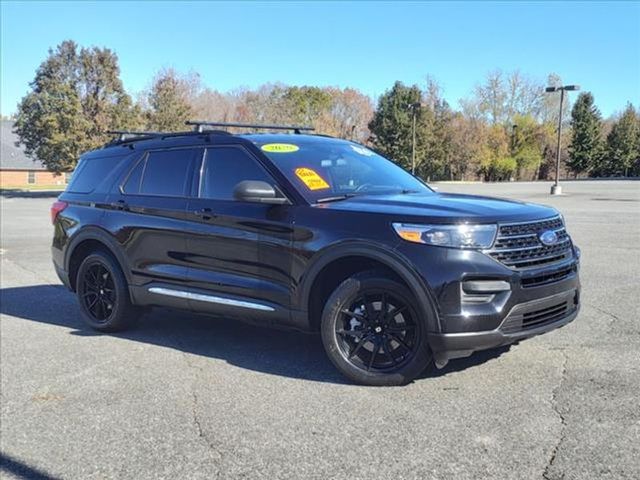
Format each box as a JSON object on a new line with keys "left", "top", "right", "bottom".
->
{"left": 51, "top": 123, "right": 581, "bottom": 386}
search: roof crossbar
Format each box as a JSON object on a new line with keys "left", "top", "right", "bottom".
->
{"left": 185, "top": 121, "right": 315, "bottom": 134}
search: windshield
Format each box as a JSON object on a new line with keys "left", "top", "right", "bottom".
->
{"left": 251, "top": 137, "right": 433, "bottom": 202}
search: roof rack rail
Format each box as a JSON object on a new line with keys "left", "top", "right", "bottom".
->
{"left": 185, "top": 121, "right": 315, "bottom": 134}
{"left": 106, "top": 130, "right": 165, "bottom": 142}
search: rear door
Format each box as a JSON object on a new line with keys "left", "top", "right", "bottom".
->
{"left": 103, "top": 147, "right": 201, "bottom": 308}
{"left": 184, "top": 145, "right": 294, "bottom": 324}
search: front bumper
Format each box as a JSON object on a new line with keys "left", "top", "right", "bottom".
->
{"left": 395, "top": 238, "right": 581, "bottom": 364}
{"left": 428, "top": 288, "right": 579, "bottom": 362}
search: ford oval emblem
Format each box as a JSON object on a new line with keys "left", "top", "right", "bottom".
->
{"left": 539, "top": 230, "right": 559, "bottom": 246}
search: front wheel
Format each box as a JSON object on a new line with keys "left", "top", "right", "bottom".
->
{"left": 320, "top": 271, "right": 433, "bottom": 386}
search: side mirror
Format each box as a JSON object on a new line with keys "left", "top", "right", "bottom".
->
{"left": 233, "top": 180, "right": 290, "bottom": 205}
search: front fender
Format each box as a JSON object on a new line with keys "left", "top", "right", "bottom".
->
{"left": 293, "top": 240, "right": 442, "bottom": 332}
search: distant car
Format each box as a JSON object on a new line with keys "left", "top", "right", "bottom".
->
{"left": 51, "top": 123, "right": 581, "bottom": 386}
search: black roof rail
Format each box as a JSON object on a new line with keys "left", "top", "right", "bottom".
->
{"left": 103, "top": 129, "right": 235, "bottom": 148}
{"left": 106, "top": 130, "right": 165, "bottom": 142}
{"left": 186, "top": 121, "right": 315, "bottom": 134}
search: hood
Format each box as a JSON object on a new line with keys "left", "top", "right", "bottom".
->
{"left": 316, "top": 192, "right": 558, "bottom": 224}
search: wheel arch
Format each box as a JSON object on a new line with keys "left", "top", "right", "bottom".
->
{"left": 296, "top": 241, "right": 441, "bottom": 333}
{"left": 65, "top": 227, "right": 132, "bottom": 292}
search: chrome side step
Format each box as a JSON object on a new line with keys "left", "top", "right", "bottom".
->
{"left": 148, "top": 287, "right": 275, "bottom": 312}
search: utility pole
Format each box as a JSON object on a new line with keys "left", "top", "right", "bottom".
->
{"left": 545, "top": 85, "right": 580, "bottom": 195}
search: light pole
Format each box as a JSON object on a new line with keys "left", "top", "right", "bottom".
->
{"left": 545, "top": 85, "right": 580, "bottom": 195}
{"left": 407, "top": 102, "right": 422, "bottom": 175}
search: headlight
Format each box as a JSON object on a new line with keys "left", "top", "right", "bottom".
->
{"left": 392, "top": 223, "right": 497, "bottom": 249}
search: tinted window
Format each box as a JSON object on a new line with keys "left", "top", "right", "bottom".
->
{"left": 252, "top": 138, "right": 432, "bottom": 202}
{"left": 139, "top": 149, "right": 199, "bottom": 196}
{"left": 122, "top": 157, "right": 144, "bottom": 194}
{"left": 67, "top": 156, "right": 121, "bottom": 193}
{"left": 200, "top": 147, "right": 272, "bottom": 200}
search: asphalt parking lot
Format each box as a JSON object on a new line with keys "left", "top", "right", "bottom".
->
{"left": 1, "top": 180, "right": 639, "bottom": 480}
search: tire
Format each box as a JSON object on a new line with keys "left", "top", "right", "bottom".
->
{"left": 321, "top": 270, "right": 433, "bottom": 386}
{"left": 76, "top": 251, "right": 140, "bottom": 332}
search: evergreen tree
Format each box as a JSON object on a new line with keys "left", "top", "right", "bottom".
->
{"left": 146, "top": 69, "right": 195, "bottom": 132}
{"left": 282, "top": 86, "right": 332, "bottom": 125}
{"left": 604, "top": 103, "right": 639, "bottom": 176}
{"left": 78, "top": 46, "right": 143, "bottom": 140}
{"left": 368, "top": 81, "right": 432, "bottom": 173}
{"left": 567, "top": 92, "right": 604, "bottom": 177}
{"left": 14, "top": 41, "right": 140, "bottom": 173}
{"left": 421, "top": 79, "right": 453, "bottom": 180}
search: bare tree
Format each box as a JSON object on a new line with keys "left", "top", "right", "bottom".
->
{"left": 316, "top": 87, "right": 374, "bottom": 142}
{"left": 465, "top": 70, "right": 544, "bottom": 125}
{"left": 539, "top": 73, "right": 571, "bottom": 125}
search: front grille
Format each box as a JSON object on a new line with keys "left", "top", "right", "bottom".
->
{"left": 487, "top": 216, "right": 573, "bottom": 269}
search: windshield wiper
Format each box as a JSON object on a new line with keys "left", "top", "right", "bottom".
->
{"left": 317, "top": 190, "right": 419, "bottom": 202}
{"left": 316, "top": 194, "right": 357, "bottom": 204}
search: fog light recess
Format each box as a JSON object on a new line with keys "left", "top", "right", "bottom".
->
{"left": 461, "top": 280, "right": 511, "bottom": 304}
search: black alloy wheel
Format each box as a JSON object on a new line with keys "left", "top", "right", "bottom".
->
{"left": 335, "top": 291, "right": 420, "bottom": 372}
{"left": 80, "top": 263, "right": 117, "bottom": 322}
{"left": 76, "top": 251, "right": 140, "bottom": 332}
{"left": 321, "top": 270, "right": 433, "bottom": 386}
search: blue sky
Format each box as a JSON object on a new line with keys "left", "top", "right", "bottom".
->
{"left": 1, "top": 1, "right": 639, "bottom": 117}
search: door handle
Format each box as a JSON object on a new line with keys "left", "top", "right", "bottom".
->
{"left": 194, "top": 207, "right": 215, "bottom": 220}
{"left": 110, "top": 200, "right": 129, "bottom": 211}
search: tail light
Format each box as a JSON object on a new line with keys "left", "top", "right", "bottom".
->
{"left": 50, "top": 200, "right": 68, "bottom": 224}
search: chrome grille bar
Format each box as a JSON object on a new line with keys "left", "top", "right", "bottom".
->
{"left": 491, "top": 237, "right": 571, "bottom": 253}
{"left": 486, "top": 215, "right": 573, "bottom": 270}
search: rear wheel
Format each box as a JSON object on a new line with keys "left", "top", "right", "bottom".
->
{"left": 321, "top": 271, "right": 433, "bottom": 386}
{"left": 76, "top": 251, "right": 139, "bottom": 332}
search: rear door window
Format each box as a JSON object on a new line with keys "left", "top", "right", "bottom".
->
{"left": 124, "top": 148, "right": 200, "bottom": 197}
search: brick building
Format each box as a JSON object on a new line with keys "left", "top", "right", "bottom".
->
{"left": 1, "top": 120, "right": 67, "bottom": 188}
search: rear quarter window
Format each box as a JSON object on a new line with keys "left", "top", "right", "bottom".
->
{"left": 67, "top": 156, "right": 122, "bottom": 193}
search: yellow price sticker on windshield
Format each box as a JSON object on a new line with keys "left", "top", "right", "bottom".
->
{"left": 261, "top": 143, "right": 299, "bottom": 153}
{"left": 295, "top": 167, "right": 330, "bottom": 191}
